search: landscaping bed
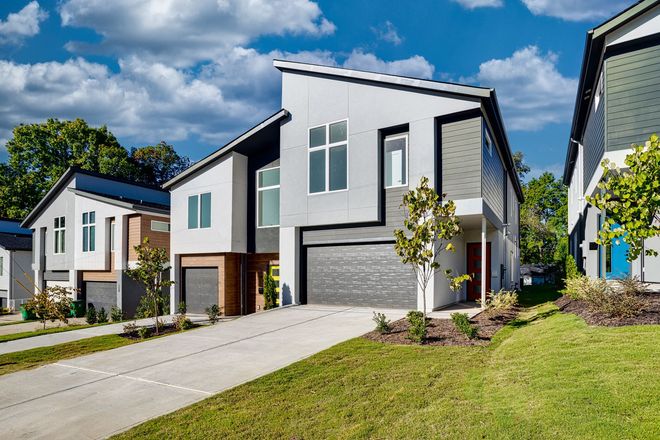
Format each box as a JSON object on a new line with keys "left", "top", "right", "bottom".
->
{"left": 118, "top": 321, "right": 202, "bottom": 340}
{"left": 363, "top": 307, "right": 520, "bottom": 346}
{"left": 556, "top": 293, "right": 660, "bottom": 326}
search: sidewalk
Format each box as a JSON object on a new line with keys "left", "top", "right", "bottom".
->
{"left": 0, "top": 317, "right": 88, "bottom": 336}
{"left": 0, "top": 315, "right": 210, "bottom": 355}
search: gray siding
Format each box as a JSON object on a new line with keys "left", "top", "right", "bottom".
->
{"left": 583, "top": 90, "right": 606, "bottom": 189}
{"left": 302, "top": 186, "right": 407, "bottom": 245}
{"left": 441, "top": 117, "right": 481, "bottom": 200}
{"left": 606, "top": 44, "right": 660, "bottom": 151}
{"left": 306, "top": 243, "right": 416, "bottom": 308}
{"left": 482, "top": 128, "right": 505, "bottom": 222}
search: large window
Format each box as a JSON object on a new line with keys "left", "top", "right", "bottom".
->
{"left": 384, "top": 133, "right": 408, "bottom": 188}
{"left": 82, "top": 211, "right": 96, "bottom": 252}
{"left": 188, "top": 193, "right": 211, "bottom": 229}
{"left": 54, "top": 216, "right": 65, "bottom": 254}
{"left": 258, "top": 167, "right": 280, "bottom": 227}
{"left": 308, "top": 120, "right": 348, "bottom": 194}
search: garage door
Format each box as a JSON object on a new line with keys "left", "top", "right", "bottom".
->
{"left": 84, "top": 281, "right": 117, "bottom": 312}
{"left": 306, "top": 243, "right": 416, "bottom": 309}
{"left": 183, "top": 268, "right": 218, "bottom": 314}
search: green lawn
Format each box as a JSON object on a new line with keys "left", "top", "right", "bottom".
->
{"left": 0, "top": 323, "right": 105, "bottom": 343}
{"left": 0, "top": 334, "right": 136, "bottom": 376}
{"left": 114, "top": 296, "right": 660, "bottom": 440}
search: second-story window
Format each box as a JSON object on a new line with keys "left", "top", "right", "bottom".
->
{"left": 188, "top": 193, "right": 211, "bottom": 229}
{"left": 309, "top": 119, "right": 348, "bottom": 194}
{"left": 82, "top": 211, "right": 96, "bottom": 252}
{"left": 384, "top": 133, "right": 408, "bottom": 188}
{"left": 484, "top": 128, "right": 493, "bottom": 157}
{"left": 258, "top": 167, "right": 280, "bottom": 227}
{"left": 54, "top": 216, "right": 65, "bottom": 254}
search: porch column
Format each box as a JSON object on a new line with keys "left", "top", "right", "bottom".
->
{"left": 279, "top": 226, "right": 300, "bottom": 306}
{"left": 481, "top": 217, "right": 487, "bottom": 309}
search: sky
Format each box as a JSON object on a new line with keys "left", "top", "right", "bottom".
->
{"left": 0, "top": 0, "right": 637, "bottom": 180}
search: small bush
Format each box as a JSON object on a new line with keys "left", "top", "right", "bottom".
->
{"left": 86, "top": 304, "right": 97, "bottom": 324}
{"left": 205, "top": 304, "right": 221, "bottom": 324}
{"left": 97, "top": 307, "right": 108, "bottom": 323}
{"left": 137, "top": 326, "right": 150, "bottom": 339}
{"left": 564, "top": 275, "right": 597, "bottom": 300}
{"left": 178, "top": 301, "right": 187, "bottom": 314}
{"left": 482, "top": 289, "right": 518, "bottom": 313}
{"left": 110, "top": 306, "right": 123, "bottom": 322}
{"left": 123, "top": 321, "right": 139, "bottom": 336}
{"left": 565, "top": 275, "right": 643, "bottom": 318}
{"left": 263, "top": 272, "right": 277, "bottom": 310}
{"left": 172, "top": 314, "right": 194, "bottom": 331}
{"left": 565, "top": 255, "right": 580, "bottom": 281}
{"left": 372, "top": 312, "right": 391, "bottom": 334}
{"left": 451, "top": 312, "right": 478, "bottom": 339}
{"left": 616, "top": 276, "right": 649, "bottom": 296}
{"left": 406, "top": 310, "right": 427, "bottom": 343}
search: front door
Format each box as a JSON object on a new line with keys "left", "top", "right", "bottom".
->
{"left": 466, "top": 242, "right": 491, "bottom": 301}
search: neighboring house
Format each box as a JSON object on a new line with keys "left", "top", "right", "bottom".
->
{"left": 521, "top": 264, "right": 557, "bottom": 287}
{"left": 165, "top": 60, "right": 523, "bottom": 314}
{"left": 0, "top": 219, "right": 33, "bottom": 310}
{"left": 564, "top": 0, "right": 660, "bottom": 286}
{"left": 21, "top": 168, "right": 171, "bottom": 317}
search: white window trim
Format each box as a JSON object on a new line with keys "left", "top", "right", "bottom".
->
{"left": 384, "top": 133, "right": 409, "bottom": 189}
{"left": 82, "top": 211, "right": 95, "bottom": 253}
{"left": 307, "top": 118, "right": 350, "bottom": 195}
{"left": 110, "top": 222, "right": 115, "bottom": 252}
{"left": 54, "top": 216, "right": 65, "bottom": 255}
{"left": 484, "top": 129, "right": 493, "bottom": 157}
{"left": 257, "top": 166, "right": 280, "bottom": 229}
{"left": 188, "top": 192, "right": 212, "bottom": 229}
{"left": 151, "top": 220, "right": 170, "bottom": 232}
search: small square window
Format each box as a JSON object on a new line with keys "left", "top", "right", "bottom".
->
{"left": 329, "top": 121, "right": 347, "bottom": 143}
{"left": 309, "top": 126, "right": 326, "bottom": 148}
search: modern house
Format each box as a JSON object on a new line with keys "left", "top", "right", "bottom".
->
{"left": 564, "top": 0, "right": 660, "bottom": 285}
{"left": 0, "top": 219, "right": 33, "bottom": 310}
{"left": 21, "top": 168, "right": 171, "bottom": 317}
{"left": 165, "top": 60, "right": 523, "bottom": 314}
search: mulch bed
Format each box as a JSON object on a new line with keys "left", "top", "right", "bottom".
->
{"left": 119, "top": 322, "right": 201, "bottom": 340}
{"left": 363, "top": 308, "right": 520, "bottom": 346}
{"left": 556, "top": 293, "right": 660, "bottom": 326}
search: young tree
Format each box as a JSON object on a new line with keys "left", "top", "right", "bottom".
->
{"left": 24, "top": 286, "right": 74, "bottom": 330}
{"left": 588, "top": 133, "right": 660, "bottom": 261}
{"left": 126, "top": 237, "right": 174, "bottom": 335}
{"left": 394, "top": 177, "right": 470, "bottom": 322}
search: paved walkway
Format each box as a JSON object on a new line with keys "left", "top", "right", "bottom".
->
{"left": 0, "top": 305, "right": 406, "bottom": 440}
{"left": 428, "top": 302, "right": 481, "bottom": 319}
{"left": 0, "top": 317, "right": 88, "bottom": 336}
{"left": 0, "top": 315, "right": 210, "bottom": 355}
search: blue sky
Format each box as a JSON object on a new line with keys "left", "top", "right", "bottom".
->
{"left": 0, "top": 0, "right": 636, "bottom": 180}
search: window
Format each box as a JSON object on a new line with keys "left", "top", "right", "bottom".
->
{"left": 384, "top": 133, "right": 408, "bottom": 188}
{"left": 308, "top": 120, "right": 348, "bottom": 193}
{"left": 595, "top": 72, "right": 604, "bottom": 111}
{"left": 82, "top": 211, "right": 95, "bottom": 252}
{"left": 188, "top": 193, "right": 211, "bottom": 229}
{"left": 0, "top": 256, "right": 3, "bottom": 276}
{"left": 110, "top": 222, "right": 115, "bottom": 252}
{"left": 54, "top": 216, "right": 65, "bottom": 254}
{"left": 258, "top": 167, "right": 280, "bottom": 227}
{"left": 484, "top": 128, "right": 493, "bottom": 156}
{"left": 151, "top": 220, "right": 170, "bottom": 232}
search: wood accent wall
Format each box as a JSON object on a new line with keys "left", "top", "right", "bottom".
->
{"left": 127, "top": 214, "right": 170, "bottom": 261}
{"left": 127, "top": 215, "right": 142, "bottom": 261}
{"left": 82, "top": 270, "right": 118, "bottom": 282}
{"left": 246, "top": 253, "right": 279, "bottom": 314}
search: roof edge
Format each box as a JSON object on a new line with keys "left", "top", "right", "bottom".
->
{"left": 69, "top": 188, "right": 170, "bottom": 215}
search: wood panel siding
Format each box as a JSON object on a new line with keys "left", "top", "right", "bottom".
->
{"left": 583, "top": 87, "right": 606, "bottom": 190}
{"left": 127, "top": 215, "right": 141, "bottom": 261}
{"left": 127, "top": 214, "right": 170, "bottom": 261}
{"left": 302, "top": 186, "right": 407, "bottom": 245}
{"left": 482, "top": 129, "right": 505, "bottom": 222}
{"left": 606, "top": 44, "right": 660, "bottom": 151}
{"left": 441, "top": 117, "right": 481, "bottom": 200}
{"left": 246, "top": 253, "right": 279, "bottom": 313}
{"left": 82, "top": 270, "right": 118, "bottom": 282}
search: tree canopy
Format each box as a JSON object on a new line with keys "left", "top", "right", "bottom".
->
{"left": 0, "top": 119, "right": 190, "bottom": 219}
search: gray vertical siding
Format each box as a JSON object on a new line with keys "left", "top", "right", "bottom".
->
{"left": 583, "top": 90, "right": 605, "bottom": 190}
{"left": 482, "top": 129, "right": 505, "bottom": 222}
{"left": 441, "top": 117, "right": 481, "bottom": 200}
{"left": 302, "top": 186, "right": 407, "bottom": 245}
{"left": 606, "top": 44, "right": 660, "bottom": 152}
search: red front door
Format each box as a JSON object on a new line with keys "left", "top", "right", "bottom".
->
{"left": 466, "top": 242, "right": 491, "bottom": 301}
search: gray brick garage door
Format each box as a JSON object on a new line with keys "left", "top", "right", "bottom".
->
{"left": 84, "top": 281, "right": 117, "bottom": 313}
{"left": 306, "top": 243, "right": 416, "bottom": 309}
{"left": 183, "top": 268, "right": 219, "bottom": 314}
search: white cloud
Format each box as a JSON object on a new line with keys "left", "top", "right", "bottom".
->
{"left": 59, "top": 0, "right": 336, "bottom": 67}
{"left": 521, "top": 0, "right": 635, "bottom": 21}
{"left": 343, "top": 50, "right": 435, "bottom": 79}
{"left": 451, "top": 0, "right": 503, "bottom": 9}
{"left": 372, "top": 21, "right": 403, "bottom": 45}
{"left": 0, "top": 1, "right": 47, "bottom": 44}
{"left": 464, "top": 46, "right": 577, "bottom": 131}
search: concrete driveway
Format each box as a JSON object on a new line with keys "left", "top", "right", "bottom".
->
{"left": 0, "top": 305, "right": 405, "bottom": 440}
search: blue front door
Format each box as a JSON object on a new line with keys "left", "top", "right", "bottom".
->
{"left": 603, "top": 222, "right": 631, "bottom": 279}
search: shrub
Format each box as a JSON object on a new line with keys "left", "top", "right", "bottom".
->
{"left": 372, "top": 312, "right": 391, "bottom": 334}
{"left": 406, "top": 310, "right": 427, "bottom": 343}
{"left": 565, "top": 275, "right": 643, "bottom": 318}
{"left": 178, "top": 301, "right": 187, "bottom": 314}
{"left": 616, "top": 276, "right": 649, "bottom": 296}
{"left": 123, "top": 322, "right": 139, "bottom": 336}
{"left": 86, "top": 304, "right": 98, "bottom": 324}
{"left": 110, "top": 306, "right": 123, "bottom": 322}
{"left": 205, "top": 304, "right": 221, "bottom": 324}
{"left": 172, "top": 314, "right": 194, "bottom": 331}
{"left": 137, "top": 326, "right": 150, "bottom": 339}
{"left": 482, "top": 289, "right": 518, "bottom": 313}
{"left": 564, "top": 275, "right": 596, "bottom": 300}
{"left": 97, "top": 307, "right": 108, "bottom": 323}
{"left": 565, "top": 255, "right": 580, "bottom": 281}
{"left": 451, "top": 312, "right": 478, "bottom": 339}
{"left": 263, "top": 272, "right": 277, "bottom": 310}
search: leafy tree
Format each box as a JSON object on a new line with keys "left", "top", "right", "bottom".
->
{"left": 126, "top": 237, "right": 174, "bottom": 335}
{"left": 513, "top": 151, "right": 531, "bottom": 180}
{"left": 587, "top": 133, "right": 660, "bottom": 261}
{"left": 130, "top": 141, "right": 191, "bottom": 186}
{"left": 394, "top": 177, "right": 470, "bottom": 326}
{"left": 25, "top": 286, "right": 74, "bottom": 330}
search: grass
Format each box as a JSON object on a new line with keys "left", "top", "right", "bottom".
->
{"left": 114, "top": 291, "right": 660, "bottom": 440}
{"left": 0, "top": 320, "right": 36, "bottom": 327}
{"left": 0, "top": 323, "right": 106, "bottom": 343}
{"left": 0, "top": 334, "right": 137, "bottom": 376}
